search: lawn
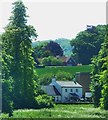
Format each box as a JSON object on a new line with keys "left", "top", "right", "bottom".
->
{"left": 36, "top": 65, "right": 92, "bottom": 76}
{"left": 1, "top": 104, "right": 108, "bottom": 119}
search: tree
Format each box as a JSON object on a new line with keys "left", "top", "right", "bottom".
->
{"left": 33, "top": 42, "right": 50, "bottom": 58}
{"left": 90, "top": 56, "right": 102, "bottom": 107}
{"left": 91, "top": 25, "right": 108, "bottom": 110}
{"left": 39, "top": 73, "right": 53, "bottom": 85}
{"left": 1, "top": 35, "right": 13, "bottom": 115}
{"left": 41, "top": 56, "right": 62, "bottom": 66}
{"left": 39, "top": 71, "right": 73, "bottom": 85}
{"left": 56, "top": 71, "right": 73, "bottom": 81}
{"left": 45, "top": 41, "right": 63, "bottom": 57}
{"left": 99, "top": 35, "right": 108, "bottom": 110}
{"left": 2, "top": 0, "right": 39, "bottom": 109}
{"left": 33, "top": 41, "right": 63, "bottom": 60}
{"left": 71, "top": 25, "right": 106, "bottom": 64}
{"left": 100, "top": 68, "right": 108, "bottom": 110}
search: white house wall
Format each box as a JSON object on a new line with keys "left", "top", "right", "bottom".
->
{"left": 61, "top": 87, "right": 82, "bottom": 102}
{"left": 50, "top": 81, "right": 62, "bottom": 94}
{"left": 49, "top": 79, "right": 83, "bottom": 103}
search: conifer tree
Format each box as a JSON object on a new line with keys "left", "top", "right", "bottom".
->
{"left": 2, "top": 0, "right": 38, "bottom": 109}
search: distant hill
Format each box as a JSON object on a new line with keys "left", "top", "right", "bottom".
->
{"left": 32, "top": 38, "right": 72, "bottom": 57}
{"left": 54, "top": 38, "right": 73, "bottom": 57}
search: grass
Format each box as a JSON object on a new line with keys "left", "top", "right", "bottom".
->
{"left": 36, "top": 65, "right": 92, "bottom": 76}
{"left": 1, "top": 104, "right": 108, "bottom": 119}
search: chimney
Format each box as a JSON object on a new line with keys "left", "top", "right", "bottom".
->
{"left": 52, "top": 77, "right": 56, "bottom": 83}
{"left": 73, "top": 74, "right": 76, "bottom": 83}
{"left": 52, "top": 75, "right": 56, "bottom": 83}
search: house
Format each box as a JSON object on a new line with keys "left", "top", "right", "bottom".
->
{"left": 42, "top": 77, "right": 82, "bottom": 103}
{"left": 57, "top": 56, "right": 77, "bottom": 66}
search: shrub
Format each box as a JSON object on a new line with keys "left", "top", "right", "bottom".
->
{"left": 39, "top": 73, "right": 53, "bottom": 85}
{"left": 35, "top": 94, "right": 54, "bottom": 108}
{"left": 39, "top": 71, "right": 73, "bottom": 85}
{"left": 41, "top": 56, "right": 62, "bottom": 66}
{"left": 56, "top": 70, "right": 73, "bottom": 81}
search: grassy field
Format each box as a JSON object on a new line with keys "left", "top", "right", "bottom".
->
{"left": 1, "top": 104, "right": 108, "bottom": 119}
{"left": 36, "top": 65, "right": 92, "bottom": 76}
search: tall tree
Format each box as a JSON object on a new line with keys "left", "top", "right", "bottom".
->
{"left": 2, "top": 0, "right": 38, "bottom": 109}
{"left": 45, "top": 41, "right": 63, "bottom": 57}
{"left": 91, "top": 25, "right": 108, "bottom": 109}
{"left": 100, "top": 34, "right": 108, "bottom": 110}
{"left": 71, "top": 25, "right": 106, "bottom": 64}
{"left": 0, "top": 35, "right": 13, "bottom": 116}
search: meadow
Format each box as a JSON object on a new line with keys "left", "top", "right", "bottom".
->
{"left": 36, "top": 65, "right": 92, "bottom": 76}
{"left": 1, "top": 104, "right": 108, "bottom": 119}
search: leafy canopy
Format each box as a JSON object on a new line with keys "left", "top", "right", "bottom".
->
{"left": 71, "top": 25, "right": 106, "bottom": 64}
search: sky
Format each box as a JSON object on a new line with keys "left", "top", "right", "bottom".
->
{"left": 0, "top": 0, "right": 106, "bottom": 41}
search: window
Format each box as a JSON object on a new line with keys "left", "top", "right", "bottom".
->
{"left": 65, "top": 89, "right": 67, "bottom": 92}
{"left": 71, "top": 89, "right": 73, "bottom": 92}
{"left": 76, "top": 89, "right": 78, "bottom": 92}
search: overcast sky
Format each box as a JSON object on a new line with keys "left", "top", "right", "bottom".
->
{"left": 0, "top": 0, "right": 106, "bottom": 41}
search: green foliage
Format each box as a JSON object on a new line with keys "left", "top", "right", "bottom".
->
{"left": 39, "top": 73, "right": 53, "bottom": 85}
{"left": 1, "top": 0, "right": 54, "bottom": 112}
{"left": 0, "top": 33, "right": 13, "bottom": 115}
{"left": 90, "top": 56, "right": 102, "bottom": 107}
{"left": 100, "top": 83, "right": 108, "bottom": 110}
{"left": 3, "top": 0, "right": 38, "bottom": 109}
{"left": 41, "top": 56, "right": 63, "bottom": 66}
{"left": 33, "top": 41, "right": 63, "bottom": 59}
{"left": 91, "top": 25, "right": 108, "bottom": 110}
{"left": 2, "top": 78, "right": 13, "bottom": 114}
{"left": 33, "top": 42, "right": 50, "bottom": 58}
{"left": 44, "top": 41, "right": 63, "bottom": 57}
{"left": 35, "top": 94, "right": 54, "bottom": 108}
{"left": 32, "top": 38, "right": 71, "bottom": 57}
{"left": 100, "top": 59, "right": 108, "bottom": 110}
{"left": 39, "top": 71, "right": 74, "bottom": 85}
{"left": 56, "top": 70, "right": 73, "bottom": 81}
{"left": 1, "top": 48, "right": 13, "bottom": 115}
{"left": 71, "top": 25, "right": 106, "bottom": 64}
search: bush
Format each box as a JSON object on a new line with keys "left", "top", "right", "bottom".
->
{"left": 39, "top": 73, "right": 53, "bottom": 85}
{"left": 41, "top": 56, "right": 62, "bottom": 66}
{"left": 51, "top": 57, "right": 62, "bottom": 66}
{"left": 35, "top": 94, "right": 54, "bottom": 108}
{"left": 56, "top": 70, "right": 73, "bottom": 81}
{"left": 39, "top": 71, "right": 73, "bottom": 85}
